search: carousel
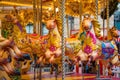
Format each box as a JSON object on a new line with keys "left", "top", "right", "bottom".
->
{"left": 0, "top": 0, "right": 120, "bottom": 80}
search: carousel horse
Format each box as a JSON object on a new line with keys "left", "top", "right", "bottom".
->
{"left": 109, "top": 26, "right": 120, "bottom": 54}
{"left": 107, "top": 26, "right": 120, "bottom": 66}
{"left": 3, "top": 14, "right": 49, "bottom": 74}
{"left": 0, "top": 15, "right": 31, "bottom": 75}
{"left": 9, "top": 17, "right": 62, "bottom": 73}
{"left": 74, "top": 16, "right": 101, "bottom": 62}
{"left": 0, "top": 36, "right": 22, "bottom": 75}
{"left": 15, "top": 19, "right": 62, "bottom": 74}
{"left": 3, "top": 14, "right": 31, "bottom": 60}
{"left": 37, "top": 19, "right": 62, "bottom": 64}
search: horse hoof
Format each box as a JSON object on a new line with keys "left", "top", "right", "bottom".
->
{"left": 17, "top": 57, "right": 25, "bottom": 61}
{"left": 23, "top": 54, "right": 31, "bottom": 60}
{"left": 13, "top": 70, "right": 21, "bottom": 76}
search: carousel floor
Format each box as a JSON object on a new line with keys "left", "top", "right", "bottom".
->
{"left": 21, "top": 72, "right": 120, "bottom": 80}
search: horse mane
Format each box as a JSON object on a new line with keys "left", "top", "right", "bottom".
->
{"left": 91, "top": 19, "right": 101, "bottom": 39}
{"left": 78, "top": 18, "right": 101, "bottom": 40}
{"left": 107, "top": 26, "right": 117, "bottom": 40}
{"left": 55, "top": 16, "right": 62, "bottom": 36}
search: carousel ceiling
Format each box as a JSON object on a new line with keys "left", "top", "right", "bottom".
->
{"left": 0, "top": 0, "right": 119, "bottom": 17}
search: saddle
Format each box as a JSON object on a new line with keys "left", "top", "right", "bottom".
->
{"left": 102, "top": 42, "right": 115, "bottom": 59}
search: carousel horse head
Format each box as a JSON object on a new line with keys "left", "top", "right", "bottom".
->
{"left": 109, "top": 26, "right": 119, "bottom": 39}
{"left": 4, "top": 14, "right": 23, "bottom": 32}
{"left": 80, "top": 15, "right": 101, "bottom": 39}
{"left": 46, "top": 19, "right": 57, "bottom": 30}
{"left": 4, "top": 14, "right": 13, "bottom": 22}
{"left": 82, "top": 17, "right": 93, "bottom": 32}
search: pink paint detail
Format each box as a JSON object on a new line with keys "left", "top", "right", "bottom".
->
{"left": 89, "top": 32, "right": 96, "bottom": 44}
{"left": 84, "top": 45, "right": 93, "bottom": 54}
{"left": 49, "top": 45, "right": 57, "bottom": 52}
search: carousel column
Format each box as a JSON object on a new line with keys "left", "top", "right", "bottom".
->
{"left": 39, "top": 0, "right": 42, "bottom": 35}
{"left": 106, "top": 0, "right": 109, "bottom": 35}
{"left": 0, "top": 20, "right": 1, "bottom": 36}
{"left": 58, "top": 0, "right": 66, "bottom": 79}
{"left": 95, "top": 0, "right": 100, "bottom": 78}
{"left": 79, "top": 1, "right": 82, "bottom": 25}
{"left": 37, "top": 0, "right": 40, "bottom": 34}
{"left": 39, "top": 0, "right": 42, "bottom": 80}
{"left": 53, "top": 0, "right": 56, "bottom": 17}
{"left": 33, "top": 0, "right": 37, "bottom": 33}
{"left": 78, "top": 2, "right": 84, "bottom": 80}
{"left": 33, "top": 0, "right": 37, "bottom": 79}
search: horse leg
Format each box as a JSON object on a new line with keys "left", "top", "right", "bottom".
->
{"left": 50, "top": 64, "right": 54, "bottom": 74}
{"left": 2, "top": 64, "right": 13, "bottom": 74}
{"left": 77, "top": 50, "right": 88, "bottom": 61}
{"left": 53, "top": 48, "right": 61, "bottom": 57}
{"left": 37, "top": 56, "right": 44, "bottom": 64}
{"left": 12, "top": 45, "right": 22, "bottom": 57}
{"left": 45, "top": 49, "right": 52, "bottom": 59}
{"left": 117, "top": 43, "right": 120, "bottom": 55}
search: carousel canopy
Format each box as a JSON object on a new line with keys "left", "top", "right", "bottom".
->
{"left": 0, "top": 0, "right": 119, "bottom": 17}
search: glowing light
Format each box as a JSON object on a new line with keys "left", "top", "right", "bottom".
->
{"left": 56, "top": 8, "right": 59, "bottom": 12}
{"left": 48, "top": 7, "right": 52, "bottom": 11}
{"left": 0, "top": 1, "right": 32, "bottom": 7}
{"left": 0, "top": 1, "right": 49, "bottom": 9}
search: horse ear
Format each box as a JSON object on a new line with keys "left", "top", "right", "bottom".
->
{"left": 53, "top": 19, "right": 57, "bottom": 24}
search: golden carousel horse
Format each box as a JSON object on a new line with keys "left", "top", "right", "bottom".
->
{"left": 0, "top": 35, "right": 23, "bottom": 75}
{"left": 66, "top": 16, "right": 102, "bottom": 62}
{"left": 107, "top": 26, "right": 120, "bottom": 66}
{"left": 36, "top": 19, "right": 61, "bottom": 64}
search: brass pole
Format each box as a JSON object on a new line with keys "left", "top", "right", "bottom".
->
{"left": 106, "top": 0, "right": 109, "bottom": 33}
{"left": 39, "top": 0, "right": 42, "bottom": 35}
{"left": 79, "top": 1, "right": 82, "bottom": 25}
{"left": 37, "top": 0, "right": 40, "bottom": 34}
{"left": 33, "top": 0, "right": 37, "bottom": 33}
{"left": 58, "top": 0, "right": 66, "bottom": 79}
{"left": 53, "top": 0, "right": 56, "bottom": 18}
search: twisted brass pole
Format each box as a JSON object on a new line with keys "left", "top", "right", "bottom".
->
{"left": 58, "top": 0, "right": 66, "bottom": 79}
{"left": 79, "top": 1, "right": 82, "bottom": 25}
{"left": 106, "top": 0, "right": 109, "bottom": 31}
{"left": 39, "top": 0, "right": 42, "bottom": 35}
{"left": 95, "top": 0, "right": 98, "bottom": 20}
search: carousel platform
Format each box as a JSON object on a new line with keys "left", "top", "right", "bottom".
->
{"left": 21, "top": 72, "right": 120, "bottom": 80}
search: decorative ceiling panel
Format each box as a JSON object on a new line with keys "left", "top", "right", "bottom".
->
{"left": 0, "top": 0, "right": 119, "bottom": 17}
